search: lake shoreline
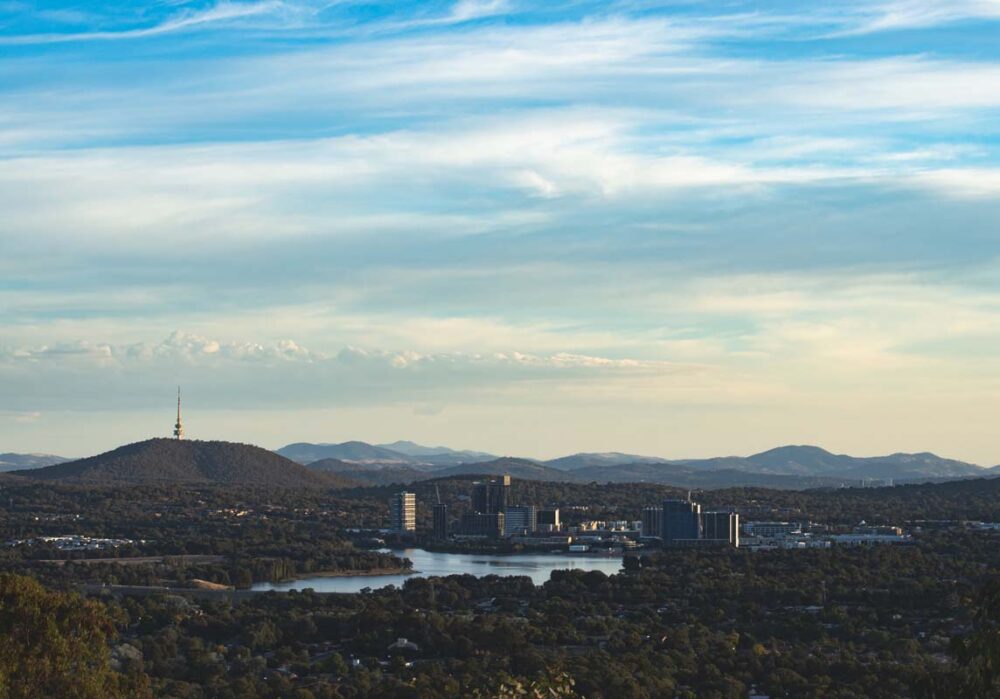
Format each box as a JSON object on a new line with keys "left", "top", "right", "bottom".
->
{"left": 253, "top": 548, "right": 627, "bottom": 593}
{"left": 277, "top": 567, "right": 417, "bottom": 581}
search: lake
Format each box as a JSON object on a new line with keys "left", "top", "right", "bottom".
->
{"left": 251, "top": 548, "right": 626, "bottom": 594}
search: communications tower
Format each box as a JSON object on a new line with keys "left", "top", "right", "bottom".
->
{"left": 173, "top": 387, "right": 184, "bottom": 440}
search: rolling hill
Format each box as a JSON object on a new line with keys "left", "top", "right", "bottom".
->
{"left": 831, "top": 452, "right": 987, "bottom": 480}
{"left": 15, "top": 438, "right": 354, "bottom": 488}
{"left": 564, "top": 446, "right": 987, "bottom": 487}
{"left": 279, "top": 440, "right": 498, "bottom": 468}
{"left": 432, "top": 457, "right": 582, "bottom": 482}
{"left": 376, "top": 441, "right": 497, "bottom": 465}
{"left": 306, "top": 458, "right": 428, "bottom": 486}
{"left": 738, "top": 445, "right": 858, "bottom": 475}
{"left": 544, "top": 452, "right": 668, "bottom": 471}
{"left": 277, "top": 441, "right": 411, "bottom": 465}
{"left": 670, "top": 445, "right": 986, "bottom": 480}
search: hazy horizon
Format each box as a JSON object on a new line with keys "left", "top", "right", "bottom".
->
{"left": 4, "top": 1, "right": 1000, "bottom": 464}
{"left": 8, "top": 416, "right": 997, "bottom": 469}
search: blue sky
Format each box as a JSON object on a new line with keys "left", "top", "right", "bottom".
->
{"left": 2, "top": 0, "right": 1000, "bottom": 462}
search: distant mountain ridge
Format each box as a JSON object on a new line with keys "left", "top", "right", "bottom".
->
{"left": 0, "top": 452, "right": 72, "bottom": 472}
{"left": 278, "top": 441, "right": 411, "bottom": 465}
{"left": 10, "top": 439, "right": 987, "bottom": 490}
{"left": 429, "top": 458, "right": 580, "bottom": 482}
{"left": 278, "top": 441, "right": 498, "bottom": 468}
{"left": 377, "top": 440, "right": 495, "bottom": 461}
{"left": 672, "top": 445, "right": 986, "bottom": 479}
{"left": 16, "top": 439, "right": 353, "bottom": 488}
{"left": 288, "top": 440, "right": 991, "bottom": 490}
{"left": 545, "top": 452, "right": 669, "bottom": 470}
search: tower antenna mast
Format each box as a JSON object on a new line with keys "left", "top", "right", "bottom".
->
{"left": 173, "top": 387, "right": 184, "bottom": 440}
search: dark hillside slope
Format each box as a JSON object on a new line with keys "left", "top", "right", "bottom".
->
{"left": 433, "top": 458, "right": 582, "bottom": 482}
{"left": 570, "top": 462, "right": 851, "bottom": 489}
{"left": 306, "top": 458, "right": 427, "bottom": 486}
{"left": 16, "top": 438, "right": 352, "bottom": 488}
{"left": 545, "top": 452, "right": 668, "bottom": 471}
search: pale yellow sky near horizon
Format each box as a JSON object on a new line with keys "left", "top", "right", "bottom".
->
{"left": 6, "top": 400, "right": 997, "bottom": 467}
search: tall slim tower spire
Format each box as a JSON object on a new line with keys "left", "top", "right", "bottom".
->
{"left": 173, "top": 387, "right": 184, "bottom": 440}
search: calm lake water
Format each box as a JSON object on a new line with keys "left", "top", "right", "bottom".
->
{"left": 251, "top": 548, "right": 625, "bottom": 594}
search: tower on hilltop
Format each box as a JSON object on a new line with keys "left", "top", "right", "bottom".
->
{"left": 173, "top": 387, "right": 184, "bottom": 440}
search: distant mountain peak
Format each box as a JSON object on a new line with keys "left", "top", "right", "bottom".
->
{"left": 0, "top": 452, "right": 72, "bottom": 472}
{"left": 278, "top": 440, "right": 496, "bottom": 468}
{"left": 381, "top": 440, "right": 425, "bottom": 449}
{"left": 545, "top": 451, "right": 669, "bottom": 471}
{"left": 752, "top": 444, "right": 838, "bottom": 457}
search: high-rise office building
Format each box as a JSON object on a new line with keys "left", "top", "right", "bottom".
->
{"left": 642, "top": 507, "right": 662, "bottom": 538}
{"left": 471, "top": 475, "right": 511, "bottom": 514}
{"left": 503, "top": 505, "right": 537, "bottom": 536}
{"left": 702, "top": 511, "right": 739, "bottom": 546}
{"left": 537, "top": 508, "right": 560, "bottom": 531}
{"left": 471, "top": 481, "right": 489, "bottom": 513}
{"left": 432, "top": 503, "right": 449, "bottom": 540}
{"left": 661, "top": 499, "right": 701, "bottom": 543}
{"left": 488, "top": 475, "right": 511, "bottom": 513}
{"left": 459, "top": 512, "right": 504, "bottom": 537}
{"left": 389, "top": 492, "right": 416, "bottom": 534}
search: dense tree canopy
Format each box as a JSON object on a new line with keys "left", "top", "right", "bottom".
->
{"left": 0, "top": 477, "right": 998, "bottom": 697}
{"left": 0, "top": 574, "right": 149, "bottom": 698}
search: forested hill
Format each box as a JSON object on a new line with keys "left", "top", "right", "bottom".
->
{"left": 14, "top": 438, "right": 353, "bottom": 488}
{"left": 431, "top": 457, "right": 579, "bottom": 482}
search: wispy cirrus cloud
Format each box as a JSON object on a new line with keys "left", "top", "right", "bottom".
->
{"left": 1, "top": 108, "right": 995, "bottom": 271}
{"left": 0, "top": 410, "right": 42, "bottom": 424}
{"left": 831, "top": 0, "right": 1000, "bottom": 35}
{"left": 449, "top": 0, "right": 510, "bottom": 22}
{"left": 0, "top": 0, "right": 290, "bottom": 45}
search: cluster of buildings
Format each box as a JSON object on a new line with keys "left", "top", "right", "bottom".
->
{"left": 390, "top": 476, "right": 561, "bottom": 541}
{"left": 858, "top": 478, "right": 894, "bottom": 488}
{"left": 640, "top": 497, "right": 740, "bottom": 547}
{"left": 389, "top": 481, "right": 741, "bottom": 549}
{"left": 737, "top": 521, "right": 911, "bottom": 549}
{"left": 389, "top": 482, "right": 912, "bottom": 551}
{"left": 4, "top": 535, "right": 142, "bottom": 551}
{"left": 458, "top": 476, "right": 562, "bottom": 538}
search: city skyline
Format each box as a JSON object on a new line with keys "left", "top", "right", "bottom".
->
{"left": 3, "top": 1, "right": 1000, "bottom": 462}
